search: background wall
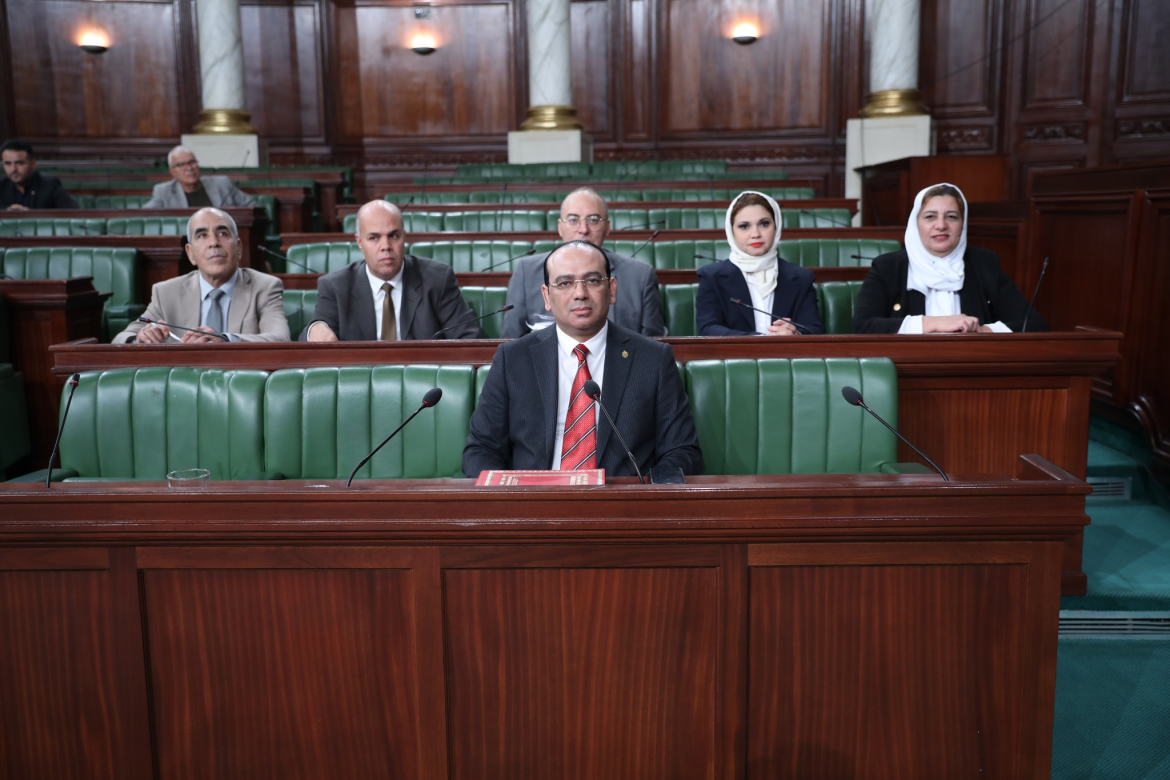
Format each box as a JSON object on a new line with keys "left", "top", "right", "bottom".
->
{"left": 0, "top": 0, "right": 1166, "bottom": 195}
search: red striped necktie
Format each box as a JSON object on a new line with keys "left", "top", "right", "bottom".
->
{"left": 560, "top": 343, "right": 597, "bottom": 470}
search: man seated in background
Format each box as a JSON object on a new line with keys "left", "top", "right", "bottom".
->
{"left": 144, "top": 146, "right": 256, "bottom": 209}
{"left": 113, "top": 207, "right": 289, "bottom": 344}
{"left": 502, "top": 187, "right": 665, "bottom": 338}
{"left": 0, "top": 140, "right": 78, "bottom": 210}
{"left": 302, "top": 199, "right": 482, "bottom": 341}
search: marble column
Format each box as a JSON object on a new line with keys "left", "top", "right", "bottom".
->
{"left": 860, "top": 0, "right": 928, "bottom": 117}
{"left": 520, "top": 0, "right": 580, "bottom": 130}
{"left": 191, "top": 0, "right": 256, "bottom": 134}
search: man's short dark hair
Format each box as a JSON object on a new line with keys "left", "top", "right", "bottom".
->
{"left": 0, "top": 140, "right": 34, "bottom": 158}
{"left": 543, "top": 240, "right": 612, "bottom": 286}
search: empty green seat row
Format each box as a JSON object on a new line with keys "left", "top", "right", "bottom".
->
{"left": 457, "top": 160, "right": 730, "bottom": 178}
{"left": 382, "top": 187, "right": 816, "bottom": 205}
{"left": 282, "top": 238, "right": 900, "bottom": 275}
{"left": 422, "top": 170, "right": 792, "bottom": 185}
{"left": 341, "top": 208, "right": 853, "bottom": 234}
{"left": 19, "top": 357, "right": 917, "bottom": 482}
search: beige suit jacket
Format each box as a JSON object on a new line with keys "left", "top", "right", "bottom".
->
{"left": 112, "top": 267, "right": 290, "bottom": 343}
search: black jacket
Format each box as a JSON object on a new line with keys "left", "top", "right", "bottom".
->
{"left": 696, "top": 257, "right": 825, "bottom": 336}
{"left": 0, "top": 172, "right": 79, "bottom": 209}
{"left": 852, "top": 246, "right": 1048, "bottom": 333}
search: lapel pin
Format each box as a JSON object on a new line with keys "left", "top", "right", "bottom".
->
{"left": 622, "top": 350, "right": 628, "bottom": 358}
{"left": 893, "top": 303, "right": 901, "bottom": 311}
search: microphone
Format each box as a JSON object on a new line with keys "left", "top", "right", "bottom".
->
{"left": 0, "top": 272, "right": 12, "bottom": 279}
{"left": 398, "top": 195, "right": 415, "bottom": 212}
{"left": 241, "top": 148, "right": 250, "bottom": 167}
{"left": 629, "top": 230, "right": 660, "bottom": 258}
{"left": 346, "top": 387, "right": 442, "bottom": 487}
{"left": 137, "top": 317, "right": 231, "bottom": 342}
{"left": 694, "top": 252, "right": 718, "bottom": 262}
{"left": 619, "top": 219, "right": 665, "bottom": 231}
{"left": 799, "top": 209, "right": 851, "bottom": 228}
{"left": 432, "top": 304, "right": 513, "bottom": 338}
{"left": 840, "top": 386, "right": 948, "bottom": 481}
{"left": 582, "top": 379, "right": 644, "bottom": 484}
{"left": 46, "top": 373, "right": 81, "bottom": 488}
{"left": 258, "top": 245, "right": 318, "bottom": 274}
{"left": 1021, "top": 256, "right": 1050, "bottom": 333}
{"left": 482, "top": 248, "right": 535, "bottom": 272}
{"left": 850, "top": 254, "right": 879, "bottom": 262}
{"left": 730, "top": 298, "right": 815, "bottom": 334}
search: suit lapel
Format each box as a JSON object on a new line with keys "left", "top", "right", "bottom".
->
{"left": 529, "top": 327, "right": 559, "bottom": 467}
{"left": 597, "top": 326, "right": 633, "bottom": 465}
{"left": 398, "top": 256, "right": 423, "bottom": 339}
{"left": 181, "top": 272, "right": 203, "bottom": 327}
{"left": 719, "top": 262, "right": 756, "bottom": 331}
{"left": 348, "top": 262, "right": 377, "bottom": 341}
{"left": 770, "top": 262, "right": 797, "bottom": 321}
{"left": 227, "top": 269, "right": 250, "bottom": 333}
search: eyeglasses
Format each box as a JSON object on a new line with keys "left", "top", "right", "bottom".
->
{"left": 559, "top": 215, "right": 606, "bottom": 227}
{"left": 172, "top": 159, "right": 199, "bottom": 169}
{"left": 548, "top": 276, "right": 611, "bottom": 292}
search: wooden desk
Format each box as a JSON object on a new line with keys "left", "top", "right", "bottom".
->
{"left": 0, "top": 457, "right": 1087, "bottom": 780}
{"left": 0, "top": 278, "right": 108, "bottom": 464}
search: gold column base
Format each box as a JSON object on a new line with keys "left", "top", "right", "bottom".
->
{"left": 520, "top": 105, "right": 583, "bottom": 131}
{"left": 192, "top": 108, "right": 258, "bottom": 135}
{"left": 859, "top": 89, "right": 930, "bottom": 118}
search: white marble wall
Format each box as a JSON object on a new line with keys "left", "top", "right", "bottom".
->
{"left": 870, "top": 0, "right": 920, "bottom": 93}
{"left": 527, "top": 0, "right": 572, "bottom": 106}
{"left": 196, "top": 0, "right": 247, "bottom": 110}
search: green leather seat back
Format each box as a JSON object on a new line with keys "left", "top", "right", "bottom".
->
{"left": 778, "top": 238, "right": 901, "bottom": 268}
{"left": 443, "top": 211, "right": 548, "bottom": 232}
{"left": 816, "top": 281, "right": 864, "bottom": 335}
{"left": 781, "top": 209, "right": 853, "bottom": 228}
{"left": 684, "top": 358, "right": 898, "bottom": 475}
{"left": 408, "top": 241, "right": 534, "bottom": 272}
{"left": 639, "top": 188, "right": 816, "bottom": 201}
{"left": 59, "top": 368, "right": 268, "bottom": 479}
{"left": 459, "top": 287, "right": 508, "bottom": 338}
{"left": 0, "top": 219, "right": 105, "bottom": 237}
{"left": 74, "top": 195, "right": 96, "bottom": 208}
{"left": 606, "top": 239, "right": 730, "bottom": 270}
{"left": 106, "top": 217, "right": 189, "bottom": 236}
{"left": 240, "top": 192, "right": 279, "bottom": 234}
{"left": 282, "top": 290, "right": 319, "bottom": 336}
{"left": 661, "top": 283, "right": 699, "bottom": 337}
{"left": 0, "top": 246, "right": 140, "bottom": 306}
{"left": 264, "top": 365, "right": 475, "bottom": 479}
{"left": 285, "top": 242, "right": 362, "bottom": 274}
{"left": 92, "top": 195, "right": 152, "bottom": 209}
{"left": 608, "top": 209, "right": 652, "bottom": 230}
{"left": 342, "top": 213, "right": 444, "bottom": 233}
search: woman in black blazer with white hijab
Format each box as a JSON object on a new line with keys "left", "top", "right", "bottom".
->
{"left": 695, "top": 190, "right": 824, "bottom": 336}
{"left": 853, "top": 182, "right": 1047, "bottom": 334}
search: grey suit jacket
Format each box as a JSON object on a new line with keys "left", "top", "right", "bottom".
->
{"left": 299, "top": 257, "right": 482, "bottom": 341}
{"left": 501, "top": 250, "right": 666, "bottom": 339}
{"left": 462, "top": 323, "right": 703, "bottom": 478}
{"left": 111, "top": 267, "right": 290, "bottom": 343}
{"left": 143, "top": 176, "right": 256, "bottom": 209}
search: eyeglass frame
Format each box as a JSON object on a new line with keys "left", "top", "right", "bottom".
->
{"left": 171, "top": 158, "right": 200, "bottom": 169}
{"left": 559, "top": 214, "right": 608, "bottom": 227}
{"left": 545, "top": 276, "right": 613, "bottom": 293}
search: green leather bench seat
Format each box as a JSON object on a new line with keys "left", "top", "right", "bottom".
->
{"left": 778, "top": 238, "right": 899, "bottom": 267}
{"left": 407, "top": 241, "right": 556, "bottom": 272}
{"left": 106, "top": 216, "right": 189, "bottom": 236}
{"left": 281, "top": 290, "right": 319, "bottom": 336}
{"left": 685, "top": 358, "right": 912, "bottom": 474}
{"left": 264, "top": 366, "right": 476, "bottom": 479}
{"left": 443, "top": 211, "right": 551, "bottom": 232}
{"left": 93, "top": 195, "right": 153, "bottom": 209}
{"left": 343, "top": 212, "right": 445, "bottom": 233}
{"left": 284, "top": 242, "right": 363, "bottom": 274}
{"left": 0, "top": 246, "right": 144, "bottom": 341}
{"left": 639, "top": 188, "right": 816, "bottom": 201}
{"left": 607, "top": 239, "right": 730, "bottom": 269}
{"left": 659, "top": 281, "right": 864, "bottom": 337}
{"left": 459, "top": 286, "right": 508, "bottom": 339}
{"left": 0, "top": 218, "right": 105, "bottom": 237}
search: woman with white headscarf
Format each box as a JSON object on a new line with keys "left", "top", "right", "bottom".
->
{"left": 853, "top": 183, "right": 1047, "bottom": 334}
{"left": 695, "top": 191, "right": 824, "bottom": 336}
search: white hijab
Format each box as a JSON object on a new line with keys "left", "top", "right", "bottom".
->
{"left": 905, "top": 182, "right": 969, "bottom": 314}
{"left": 725, "top": 191, "right": 784, "bottom": 298}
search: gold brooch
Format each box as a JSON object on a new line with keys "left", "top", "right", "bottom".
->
{"left": 622, "top": 350, "right": 629, "bottom": 358}
{"left": 893, "top": 303, "right": 902, "bottom": 312}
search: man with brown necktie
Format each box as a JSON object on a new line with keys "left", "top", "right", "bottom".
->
{"left": 302, "top": 200, "right": 481, "bottom": 341}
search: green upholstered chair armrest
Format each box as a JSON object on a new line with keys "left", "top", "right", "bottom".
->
{"left": 10, "top": 468, "right": 79, "bottom": 482}
{"left": 879, "top": 462, "right": 934, "bottom": 474}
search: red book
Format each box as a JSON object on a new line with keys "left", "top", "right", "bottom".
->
{"left": 474, "top": 469, "right": 606, "bottom": 486}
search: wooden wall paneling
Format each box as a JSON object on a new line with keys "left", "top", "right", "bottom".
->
{"left": 240, "top": 0, "right": 326, "bottom": 145}
{"left": 0, "top": 0, "right": 14, "bottom": 140}
{"left": 658, "top": 0, "right": 833, "bottom": 137}
{"left": 831, "top": 0, "right": 864, "bottom": 140}
{"left": 920, "top": 0, "right": 1001, "bottom": 154}
{"left": 569, "top": 0, "right": 612, "bottom": 140}
{"left": 621, "top": 0, "right": 652, "bottom": 142}
{"left": 1110, "top": 0, "right": 1170, "bottom": 161}
{"left": 6, "top": 0, "right": 184, "bottom": 140}
{"left": 142, "top": 558, "right": 430, "bottom": 778}
{"left": 333, "top": 1, "right": 515, "bottom": 145}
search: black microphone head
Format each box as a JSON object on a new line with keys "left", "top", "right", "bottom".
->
{"left": 841, "top": 386, "right": 863, "bottom": 406}
{"left": 421, "top": 387, "right": 443, "bottom": 408}
{"left": 730, "top": 297, "right": 744, "bottom": 306}
{"left": 502, "top": 304, "right": 515, "bottom": 312}
{"left": 69, "top": 373, "right": 80, "bottom": 387}
{"left": 582, "top": 379, "right": 601, "bottom": 400}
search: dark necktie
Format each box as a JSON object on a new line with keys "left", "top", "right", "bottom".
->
{"left": 560, "top": 344, "right": 597, "bottom": 470}
{"left": 381, "top": 282, "right": 397, "bottom": 341}
{"left": 205, "top": 288, "right": 225, "bottom": 333}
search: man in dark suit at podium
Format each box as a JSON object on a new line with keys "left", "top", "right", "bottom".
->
{"left": 463, "top": 240, "right": 703, "bottom": 478}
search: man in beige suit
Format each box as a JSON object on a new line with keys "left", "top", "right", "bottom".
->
{"left": 112, "top": 207, "right": 289, "bottom": 344}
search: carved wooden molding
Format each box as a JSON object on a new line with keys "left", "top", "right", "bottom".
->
{"left": 1022, "top": 123, "right": 1085, "bottom": 144}
{"left": 1116, "top": 119, "right": 1170, "bottom": 139}
{"left": 936, "top": 127, "right": 993, "bottom": 151}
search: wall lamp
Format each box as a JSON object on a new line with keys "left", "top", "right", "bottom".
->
{"left": 411, "top": 6, "right": 437, "bottom": 54}
{"left": 78, "top": 30, "right": 110, "bottom": 54}
{"left": 731, "top": 23, "right": 759, "bottom": 45}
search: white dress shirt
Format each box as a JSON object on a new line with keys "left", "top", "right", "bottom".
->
{"left": 897, "top": 291, "right": 1010, "bottom": 334}
{"left": 366, "top": 263, "right": 404, "bottom": 340}
{"left": 550, "top": 323, "right": 608, "bottom": 469}
{"left": 742, "top": 269, "right": 776, "bottom": 334}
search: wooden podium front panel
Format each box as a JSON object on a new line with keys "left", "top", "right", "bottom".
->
{"left": 443, "top": 564, "right": 719, "bottom": 780}
{"left": 747, "top": 542, "right": 1057, "bottom": 780}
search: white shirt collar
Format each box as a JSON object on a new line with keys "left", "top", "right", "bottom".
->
{"left": 198, "top": 268, "right": 239, "bottom": 300}
{"left": 555, "top": 321, "right": 608, "bottom": 358}
{"left": 365, "top": 260, "right": 404, "bottom": 295}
